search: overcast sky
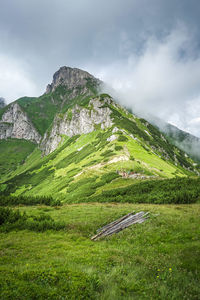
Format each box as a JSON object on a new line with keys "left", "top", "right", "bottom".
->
{"left": 0, "top": 0, "right": 200, "bottom": 137}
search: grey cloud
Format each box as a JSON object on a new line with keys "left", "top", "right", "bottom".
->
{"left": 89, "top": 25, "right": 200, "bottom": 137}
{"left": 0, "top": 0, "right": 200, "bottom": 137}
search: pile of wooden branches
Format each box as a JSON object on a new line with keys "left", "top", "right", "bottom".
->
{"left": 91, "top": 211, "right": 149, "bottom": 241}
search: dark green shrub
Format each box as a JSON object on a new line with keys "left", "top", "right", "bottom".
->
{"left": 66, "top": 168, "right": 81, "bottom": 178}
{"left": 89, "top": 177, "right": 200, "bottom": 204}
{"left": 115, "top": 145, "right": 123, "bottom": 151}
{"left": 0, "top": 195, "right": 60, "bottom": 206}
{"left": 100, "top": 150, "right": 114, "bottom": 157}
{"left": 67, "top": 176, "right": 98, "bottom": 193}
{"left": 83, "top": 160, "right": 100, "bottom": 167}
{"left": 0, "top": 208, "right": 65, "bottom": 232}
{"left": 118, "top": 135, "right": 128, "bottom": 142}
{"left": 100, "top": 172, "right": 120, "bottom": 184}
{"left": 25, "top": 214, "right": 65, "bottom": 232}
{"left": 0, "top": 207, "right": 25, "bottom": 225}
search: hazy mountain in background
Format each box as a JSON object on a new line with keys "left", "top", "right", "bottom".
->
{"left": 145, "top": 116, "right": 200, "bottom": 163}
{"left": 0, "top": 98, "right": 6, "bottom": 109}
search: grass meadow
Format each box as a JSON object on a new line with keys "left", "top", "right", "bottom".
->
{"left": 0, "top": 203, "right": 199, "bottom": 299}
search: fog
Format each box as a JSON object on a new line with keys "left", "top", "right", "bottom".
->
{"left": 0, "top": 0, "right": 199, "bottom": 140}
{"left": 90, "top": 25, "right": 200, "bottom": 138}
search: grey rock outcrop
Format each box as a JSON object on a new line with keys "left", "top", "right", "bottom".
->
{"left": 0, "top": 97, "right": 6, "bottom": 108}
{"left": 41, "top": 97, "right": 113, "bottom": 155}
{"left": 45, "top": 66, "right": 102, "bottom": 94}
{"left": 0, "top": 103, "right": 41, "bottom": 143}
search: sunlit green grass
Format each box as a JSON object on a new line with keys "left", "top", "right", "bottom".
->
{"left": 0, "top": 139, "right": 36, "bottom": 182}
{"left": 5, "top": 128, "right": 194, "bottom": 200}
{"left": 0, "top": 203, "right": 199, "bottom": 299}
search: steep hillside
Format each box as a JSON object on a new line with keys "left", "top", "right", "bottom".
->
{"left": 0, "top": 66, "right": 199, "bottom": 201}
{"left": 0, "top": 139, "right": 36, "bottom": 182}
{"left": 0, "top": 97, "right": 5, "bottom": 108}
{"left": 144, "top": 116, "right": 200, "bottom": 163}
{"left": 162, "top": 123, "right": 200, "bottom": 163}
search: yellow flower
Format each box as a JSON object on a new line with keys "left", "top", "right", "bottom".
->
{"left": 169, "top": 268, "right": 172, "bottom": 272}
{"left": 157, "top": 269, "right": 160, "bottom": 272}
{"left": 157, "top": 275, "right": 159, "bottom": 278}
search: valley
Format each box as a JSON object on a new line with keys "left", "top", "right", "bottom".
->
{"left": 0, "top": 67, "right": 199, "bottom": 299}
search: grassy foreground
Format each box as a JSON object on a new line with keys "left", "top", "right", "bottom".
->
{"left": 0, "top": 203, "right": 199, "bottom": 299}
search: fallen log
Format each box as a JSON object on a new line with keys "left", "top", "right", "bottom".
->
{"left": 91, "top": 211, "right": 149, "bottom": 241}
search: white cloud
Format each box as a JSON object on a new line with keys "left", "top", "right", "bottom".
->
{"left": 0, "top": 54, "right": 40, "bottom": 103}
{"left": 91, "top": 24, "right": 200, "bottom": 137}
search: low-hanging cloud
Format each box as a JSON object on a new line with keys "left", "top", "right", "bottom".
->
{"left": 0, "top": 54, "right": 38, "bottom": 103}
{"left": 0, "top": 0, "right": 200, "bottom": 139}
{"left": 92, "top": 25, "right": 200, "bottom": 138}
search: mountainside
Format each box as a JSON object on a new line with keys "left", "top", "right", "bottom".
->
{"left": 161, "top": 123, "right": 200, "bottom": 163}
{"left": 0, "top": 97, "right": 5, "bottom": 109}
{"left": 0, "top": 66, "right": 199, "bottom": 201}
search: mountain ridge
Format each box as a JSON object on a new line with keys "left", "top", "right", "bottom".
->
{"left": 0, "top": 66, "right": 199, "bottom": 200}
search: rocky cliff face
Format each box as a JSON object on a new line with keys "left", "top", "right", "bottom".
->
{"left": 0, "top": 67, "right": 104, "bottom": 148}
{"left": 45, "top": 66, "right": 102, "bottom": 94}
{"left": 41, "top": 97, "right": 113, "bottom": 155}
{"left": 0, "top": 103, "right": 41, "bottom": 143}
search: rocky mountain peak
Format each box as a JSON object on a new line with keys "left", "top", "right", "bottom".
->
{"left": 0, "top": 97, "right": 6, "bottom": 108}
{"left": 45, "top": 66, "right": 102, "bottom": 94}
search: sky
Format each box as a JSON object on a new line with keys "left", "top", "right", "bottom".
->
{"left": 0, "top": 0, "right": 200, "bottom": 137}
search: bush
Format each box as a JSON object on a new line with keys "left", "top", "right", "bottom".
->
{"left": 115, "top": 145, "right": 123, "bottom": 151}
{"left": 89, "top": 177, "right": 200, "bottom": 204}
{"left": 67, "top": 176, "right": 98, "bottom": 193}
{"left": 118, "top": 135, "right": 128, "bottom": 142}
{"left": 100, "top": 172, "right": 120, "bottom": 184}
{"left": 0, "top": 207, "right": 25, "bottom": 225}
{"left": 25, "top": 214, "right": 65, "bottom": 232}
{"left": 0, "top": 195, "right": 61, "bottom": 207}
{"left": 0, "top": 208, "right": 65, "bottom": 232}
{"left": 100, "top": 150, "right": 114, "bottom": 158}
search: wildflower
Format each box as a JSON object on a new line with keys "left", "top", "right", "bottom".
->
{"left": 157, "top": 275, "right": 159, "bottom": 278}
{"left": 169, "top": 268, "right": 172, "bottom": 272}
{"left": 157, "top": 269, "right": 160, "bottom": 272}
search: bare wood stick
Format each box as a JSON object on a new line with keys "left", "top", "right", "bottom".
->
{"left": 100, "top": 214, "right": 147, "bottom": 237}
{"left": 92, "top": 213, "right": 140, "bottom": 240}
{"left": 91, "top": 212, "right": 149, "bottom": 241}
{"left": 97, "top": 212, "right": 134, "bottom": 232}
{"left": 101, "top": 216, "right": 148, "bottom": 238}
{"left": 91, "top": 212, "right": 134, "bottom": 240}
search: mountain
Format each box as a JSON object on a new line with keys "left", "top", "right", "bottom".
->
{"left": 0, "top": 97, "right": 5, "bottom": 109}
{"left": 161, "top": 123, "right": 200, "bottom": 163}
{"left": 0, "top": 67, "right": 199, "bottom": 201}
{"left": 143, "top": 115, "right": 200, "bottom": 163}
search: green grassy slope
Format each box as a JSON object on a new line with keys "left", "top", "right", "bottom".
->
{"left": 0, "top": 83, "right": 198, "bottom": 200}
{"left": 0, "top": 203, "right": 199, "bottom": 299}
{"left": 0, "top": 139, "right": 36, "bottom": 182}
{"left": 0, "top": 124, "right": 198, "bottom": 202}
